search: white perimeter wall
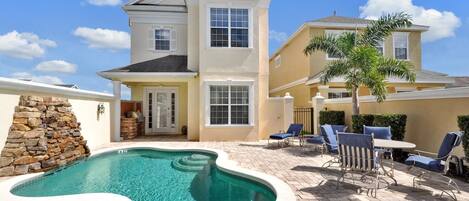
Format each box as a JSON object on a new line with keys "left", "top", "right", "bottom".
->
{"left": 0, "top": 77, "right": 114, "bottom": 152}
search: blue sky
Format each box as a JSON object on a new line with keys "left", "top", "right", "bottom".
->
{"left": 0, "top": 0, "right": 468, "bottom": 98}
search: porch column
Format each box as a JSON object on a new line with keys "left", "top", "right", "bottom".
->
{"left": 312, "top": 93, "right": 325, "bottom": 134}
{"left": 112, "top": 80, "right": 121, "bottom": 142}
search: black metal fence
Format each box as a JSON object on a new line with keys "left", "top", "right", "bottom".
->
{"left": 294, "top": 107, "right": 314, "bottom": 134}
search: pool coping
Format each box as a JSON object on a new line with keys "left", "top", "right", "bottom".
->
{"left": 0, "top": 144, "right": 296, "bottom": 201}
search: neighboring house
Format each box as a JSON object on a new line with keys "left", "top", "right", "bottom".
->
{"left": 269, "top": 15, "right": 454, "bottom": 107}
{"left": 99, "top": 0, "right": 276, "bottom": 141}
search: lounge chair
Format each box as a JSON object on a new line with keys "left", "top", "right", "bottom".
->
{"left": 405, "top": 132, "right": 463, "bottom": 200}
{"left": 268, "top": 124, "right": 303, "bottom": 147}
{"left": 336, "top": 132, "right": 382, "bottom": 197}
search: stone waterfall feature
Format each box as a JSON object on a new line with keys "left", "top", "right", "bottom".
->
{"left": 0, "top": 96, "right": 90, "bottom": 176}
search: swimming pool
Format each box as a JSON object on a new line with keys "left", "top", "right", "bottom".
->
{"left": 10, "top": 148, "right": 277, "bottom": 201}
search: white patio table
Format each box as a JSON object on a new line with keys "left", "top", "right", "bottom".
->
{"left": 374, "top": 139, "right": 416, "bottom": 185}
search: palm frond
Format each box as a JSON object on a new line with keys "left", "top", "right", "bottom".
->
{"left": 320, "top": 60, "right": 351, "bottom": 84}
{"left": 377, "top": 57, "right": 416, "bottom": 83}
{"left": 304, "top": 35, "right": 344, "bottom": 58}
{"left": 336, "top": 32, "right": 358, "bottom": 56}
{"left": 362, "top": 73, "right": 387, "bottom": 102}
{"left": 359, "top": 12, "right": 413, "bottom": 46}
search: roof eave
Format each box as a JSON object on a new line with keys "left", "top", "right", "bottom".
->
{"left": 306, "top": 22, "right": 430, "bottom": 32}
{"left": 98, "top": 72, "right": 198, "bottom": 81}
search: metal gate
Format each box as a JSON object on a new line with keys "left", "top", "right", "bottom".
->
{"left": 294, "top": 107, "right": 314, "bottom": 134}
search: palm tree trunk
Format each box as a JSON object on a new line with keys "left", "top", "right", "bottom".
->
{"left": 352, "top": 86, "right": 360, "bottom": 115}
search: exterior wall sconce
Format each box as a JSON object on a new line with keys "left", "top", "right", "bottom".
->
{"left": 97, "top": 103, "right": 105, "bottom": 120}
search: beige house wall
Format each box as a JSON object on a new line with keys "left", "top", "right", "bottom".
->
{"left": 324, "top": 91, "right": 469, "bottom": 157}
{"left": 271, "top": 84, "right": 311, "bottom": 107}
{"left": 127, "top": 82, "right": 188, "bottom": 135}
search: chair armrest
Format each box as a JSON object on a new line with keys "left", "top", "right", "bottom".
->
{"left": 414, "top": 150, "right": 438, "bottom": 157}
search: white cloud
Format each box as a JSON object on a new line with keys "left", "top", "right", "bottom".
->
{"left": 360, "top": 0, "right": 461, "bottom": 42}
{"left": 269, "top": 30, "right": 288, "bottom": 43}
{"left": 0, "top": 31, "right": 57, "bottom": 59}
{"left": 35, "top": 60, "right": 77, "bottom": 73}
{"left": 73, "top": 27, "right": 130, "bottom": 50}
{"left": 87, "top": 0, "right": 122, "bottom": 6}
{"left": 11, "top": 72, "right": 64, "bottom": 85}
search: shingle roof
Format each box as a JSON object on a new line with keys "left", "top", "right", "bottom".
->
{"left": 447, "top": 77, "right": 469, "bottom": 88}
{"left": 103, "top": 55, "right": 193, "bottom": 73}
{"left": 309, "top": 16, "right": 373, "bottom": 24}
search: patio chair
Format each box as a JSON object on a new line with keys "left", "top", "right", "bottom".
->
{"left": 268, "top": 124, "right": 303, "bottom": 147}
{"left": 305, "top": 124, "right": 347, "bottom": 156}
{"left": 363, "top": 126, "right": 394, "bottom": 175}
{"left": 405, "top": 132, "right": 463, "bottom": 200}
{"left": 336, "top": 132, "right": 382, "bottom": 197}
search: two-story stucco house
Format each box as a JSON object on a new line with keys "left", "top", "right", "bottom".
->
{"left": 269, "top": 15, "right": 454, "bottom": 107}
{"left": 99, "top": 0, "right": 283, "bottom": 142}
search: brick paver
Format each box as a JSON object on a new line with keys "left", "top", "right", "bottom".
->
{"left": 100, "top": 140, "right": 469, "bottom": 201}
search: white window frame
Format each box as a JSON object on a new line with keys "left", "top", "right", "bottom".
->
{"left": 274, "top": 55, "right": 281, "bottom": 68}
{"left": 148, "top": 25, "right": 176, "bottom": 52}
{"left": 393, "top": 32, "right": 409, "bottom": 60}
{"left": 204, "top": 80, "right": 254, "bottom": 127}
{"left": 326, "top": 88, "right": 351, "bottom": 99}
{"left": 207, "top": 4, "right": 253, "bottom": 49}
{"left": 325, "top": 30, "right": 354, "bottom": 60}
{"left": 155, "top": 29, "right": 171, "bottom": 51}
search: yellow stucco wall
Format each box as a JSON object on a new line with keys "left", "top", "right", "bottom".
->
{"left": 269, "top": 28, "right": 310, "bottom": 89}
{"left": 271, "top": 84, "right": 311, "bottom": 107}
{"left": 127, "top": 82, "right": 188, "bottom": 135}
{"left": 325, "top": 98, "right": 468, "bottom": 156}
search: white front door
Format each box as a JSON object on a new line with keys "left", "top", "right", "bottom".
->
{"left": 144, "top": 88, "right": 178, "bottom": 134}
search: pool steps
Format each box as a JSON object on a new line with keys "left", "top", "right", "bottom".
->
{"left": 171, "top": 154, "right": 211, "bottom": 172}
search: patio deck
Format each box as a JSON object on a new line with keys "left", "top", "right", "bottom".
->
{"left": 98, "top": 140, "right": 469, "bottom": 201}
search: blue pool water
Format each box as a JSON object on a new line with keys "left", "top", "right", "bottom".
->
{"left": 11, "top": 149, "right": 276, "bottom": 201}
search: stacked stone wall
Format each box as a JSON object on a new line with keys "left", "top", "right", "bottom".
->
{"left": 0, "top": 95, "right": 89, "bottom": 176}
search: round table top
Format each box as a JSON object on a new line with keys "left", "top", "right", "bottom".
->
{"left": 374, "top": 139, "right": 416, "bottom": 149}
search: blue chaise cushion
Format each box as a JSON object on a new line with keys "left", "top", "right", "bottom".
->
{"left": 405, "top": 155, "right": 443, "bottom": 172}
{"left": 269, "top": 133, "right": 293, "bottom": 140}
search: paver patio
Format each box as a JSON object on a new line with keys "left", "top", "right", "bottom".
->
{"left": 103, "top": 138, "right": 469, "bottom": 201}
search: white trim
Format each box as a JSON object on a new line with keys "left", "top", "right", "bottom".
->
{"left": 324, "top": 86, "right": 469, "bottom": 104}
{"left": 269, "top": 77, "right": 308, "bottom": 94}
{"left": 0, "top": 145, "right": 296, "bottom": 201}
{"left": 98, "top": 72, "right": 198, "bottom": 80}
{"left": 393, "top": 32, "right": 410, "bottom": 61}
{"left": 204, "top": 80, "right": 255, "bottom": 127}
{"left": 274, "top": 55, "right": 281, "bottom": 68}
{"left": 0, "top": 76, "right": 114, "bottom": 100}
{"left": 206, "top": 5, "right": 253, "bottom": 49}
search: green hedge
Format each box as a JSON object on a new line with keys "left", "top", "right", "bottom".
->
{"left": 457, "top": 116, "right": 469, "bottom": 158}
{"left": 374, "top": 114, "right": 407, "bottom": 141}
{"left": 319, "top": 111, "right": 345, "bottom": 125}
{"left": 352, "top": 114, "right": 407, "bottom": 141}
{"left": 352, "top": 114, "right": 375, "bottom": 133}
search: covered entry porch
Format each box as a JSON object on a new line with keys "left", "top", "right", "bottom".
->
{"left": 98, "top": 56, "right": 199, "bottom": 142}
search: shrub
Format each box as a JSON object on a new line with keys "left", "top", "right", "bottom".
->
{"left": 319, "top": 111, "right": 345, "bottom": 125}
{"left": 352, "top": 114, "right": 375, "bottom": 133}
{"left": 457, "top": 115, "right": 469, "bottom": 158}
{"left": 374, "top": 114, "right": 407, "bottom": 141}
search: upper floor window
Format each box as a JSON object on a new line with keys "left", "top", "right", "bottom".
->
{"left": 155, "top": 29, "right": 170, "bottom": 50}
{"left": 393, "top": 32, "right": 409, "bottom": 60}
{"left": 210, "top": 8, "right": 249, "bottom": 48}
{"left": 376, "top": 40, "right": 384, "bottom": 55}
{"left": 325, "top": 30, "right": 354, "bottom": 59}
{"left": 274, "top": 55, "right": 281, "bottom": 68}
{"left": 148, "top": 26, "right": 176, "bottom": 51}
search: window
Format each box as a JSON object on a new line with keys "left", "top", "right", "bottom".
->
{"left": 208, "top": 83, "right": 251, "bottom": 125}
{"left": 325, "top": 30, "right": 354, "bottom": 59}
{"left": 328, "top": 92, "right": 351, "bottom": 99}
{"left": 376, "top": 40, "right": 384, "bottom": 55}
{"left": 274, "top": 55, "right": 281, "bottom": 68}
{"left": 155, "top": 29, "right": 170, "bottom": 50}
{"left": 210, "top": 7, "right": 249, "bottom": 48}
{"left": 393, "top": 32, "right": 409, "bottom": 60}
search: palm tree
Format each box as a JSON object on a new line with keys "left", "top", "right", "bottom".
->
{"left": 304, "top": 13, "right": 416, "bottom": 115}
